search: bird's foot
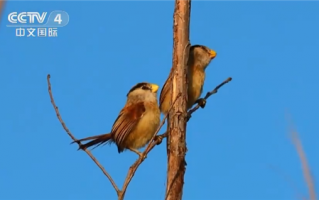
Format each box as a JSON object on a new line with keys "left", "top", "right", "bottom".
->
{"left": 154, "top": 135, "right": 164, "bottom": 145}
{"left": 154, "top": 132, "right": 168, "bottom": 145}
{"left": 196, "top": 98, "right": 207, "bottom": 108}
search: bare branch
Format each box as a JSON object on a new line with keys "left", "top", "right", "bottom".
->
{"left": 165, "top": 1, "right": 191, "bottom": 200}
{"left": 286, "top": 113, "right": 317, "bottom": 200}
{"left": 290, "top": 129, "right": 317, "bottom": 200}
{"left": 46, "top": 74, "right": 120, "bottom": 195}
{"left": 188, "top": 77, "right": 232, "bottom": 120}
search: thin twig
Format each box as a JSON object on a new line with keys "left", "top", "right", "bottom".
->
{"left": 286, "top": 113, "right": 317, "bottom": 200}
{"left": 291, "top": 130, "right": 317, "bottom": 200}
{"left": 188, "top": 77, "right": 232, "bottom": 119}
{"left": 47, "top": 74, "right": 120, "bottom": 195}
{"left": 118, "top": 93, "right": 182, "bottom": 200}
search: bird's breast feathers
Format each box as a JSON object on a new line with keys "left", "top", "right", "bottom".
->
{"left": 187, "top": 70, "right": 205, "bottom": 107}
{"left": 122, "top": 102, "right": 160, "bottom": 149}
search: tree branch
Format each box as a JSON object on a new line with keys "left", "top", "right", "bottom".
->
{"left": 286, "top": 113, "right": 317, "bottom": 200}
{"left": 165, "top": 1, "right": 191, "bottom": 200}
{"left": 46, "top": 74, "right": 120, "bottom": 195}
{"left": 290, "top": 129, "right": 317, "bottom": 200}
{"left": 188, "top": 77, "right": 232, "bottom": 120}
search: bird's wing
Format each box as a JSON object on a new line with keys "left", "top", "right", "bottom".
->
{"left": 159, "top": 69, "right": 174, "bottom": 107}
{"left": 111, "top": 101, "right": 146, "bottom": 147}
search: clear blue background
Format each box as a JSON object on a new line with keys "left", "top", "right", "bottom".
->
{"left": 0, "top": 1, "right": 318, "bottom": 200}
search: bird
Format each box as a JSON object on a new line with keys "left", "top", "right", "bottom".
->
{"left": 72, "top": 82, "right": 161, "bottom": 158}
{"left": 159, "top": 44, "right": 217, "bottom": 114}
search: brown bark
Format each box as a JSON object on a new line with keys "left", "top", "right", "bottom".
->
{"left": 166, "top": 1, "right": 191, "bottom": 200}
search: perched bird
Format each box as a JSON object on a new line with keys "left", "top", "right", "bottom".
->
{"left": 159, "top": 44, "right": 217, "bottom": 114}
{"left": 72, "top": 82, "right": 161, "bottom": 158}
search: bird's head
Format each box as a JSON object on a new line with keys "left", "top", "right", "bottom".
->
{"left": 126, "top": 82, "right": 159, "bottom": 103}
{"left": 190, "top": 45, "right": 217, "bottom": 70}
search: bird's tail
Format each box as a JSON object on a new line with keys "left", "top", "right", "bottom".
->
{"left": 71, "top": 133, "right": 112, "bottom": 150}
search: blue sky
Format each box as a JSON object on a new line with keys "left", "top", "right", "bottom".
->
{"left": 0, "top": 1, "right": 318, "bottom": 200}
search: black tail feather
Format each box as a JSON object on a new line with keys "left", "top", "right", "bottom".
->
{"left": 71, "top": 133, "right": 112, "bottom": 150}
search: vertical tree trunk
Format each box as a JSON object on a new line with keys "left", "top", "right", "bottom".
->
{"left": 166, "top": 1, "right": 191, "bottom": 200}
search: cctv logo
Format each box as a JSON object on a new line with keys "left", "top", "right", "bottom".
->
{"left": 8, "top": 12, "right": 47, "bottom": 24}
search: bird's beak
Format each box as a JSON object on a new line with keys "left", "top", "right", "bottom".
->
{"left": 209, "top": 49, "right": 217, "bottom": 59}
{"left": 150, "top": 84, "right": 159, "bottom": 93}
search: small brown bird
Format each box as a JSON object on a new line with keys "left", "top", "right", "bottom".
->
{"left": 159, "top": 45, "right": 217, "bottom": 114}
{"left": 72, "top": 82, "right": 161, "bottom": 158}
